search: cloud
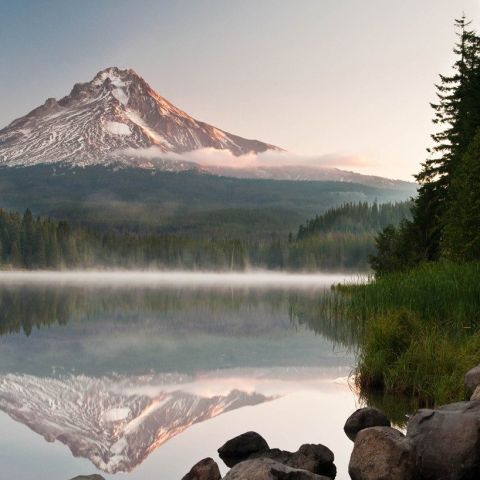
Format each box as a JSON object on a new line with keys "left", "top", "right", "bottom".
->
{"left": 120, "top": 146, "right": 373, "bottom": 171}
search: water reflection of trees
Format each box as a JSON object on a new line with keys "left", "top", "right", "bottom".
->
{"left": 0, "top": 286, "right": 357, "bottom": 376}
{"left": 0, "top": 287, "right": 75, "bottom": 336}
{"left": 0, "top": 286, "right": 331, "bottom": 338}
{"left": 289, "top": 291, "right": 362, "bottom": 350}
{"left": 0, "top": 285, "right": 372, "bottom": 347}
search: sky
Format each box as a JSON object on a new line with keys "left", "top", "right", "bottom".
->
{"left": 1, "top": 0, "right": 480, "bottom": 181}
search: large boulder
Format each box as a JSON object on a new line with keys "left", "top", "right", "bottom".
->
{"left": 181, "top": 457, "right": 221, "bottom": 480}
{"left": 407, "top": 401, "right": 480, "bottom": 480}
{"left": 465, "top": 364, "right": 480, "bottom": 393}
{"left": 218, "top": 431, "right": 270, "bottom": 468}
{"left": 250, "top": 444, "right": 336, "bottom": 479}
{"left": 223, "top": 457, "right": 332, "bottom": 480}
{"left": 343, "top": 407, "right": 391, "bottom": 441}
{"left": 349, "top": 427, "right": 416, "bottom": 480}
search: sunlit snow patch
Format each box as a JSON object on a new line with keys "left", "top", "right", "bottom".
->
{"left": 111, "top": 88, "right": 129, "bottom": 106}
{"left": 105, "top": 121, "right": 131, "bottom": 136}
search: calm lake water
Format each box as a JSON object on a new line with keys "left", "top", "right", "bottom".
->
{"left": 0, "top": 272, "right": 363, "bottom": 480}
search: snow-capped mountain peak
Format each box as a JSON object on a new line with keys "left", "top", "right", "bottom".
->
{"left": 0, "top": 67, "right": 281, "bottom": 167}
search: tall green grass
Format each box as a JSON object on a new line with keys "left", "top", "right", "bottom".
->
{"left": 336, "top": 262, "right": 480, "bottom": 405}
{"left": 345, "top": 262, "right": 480, "bottom": 329}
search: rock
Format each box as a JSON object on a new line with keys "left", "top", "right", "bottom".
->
{"left": 223, "top": 458, "right": 332, "bottom": 480}
{"left": 181, "top": 457, "right": 221, "bottom": 480}
{"left": 407, "top": 401, "right": 480, "bottom": 480}
{"left": 465, "top": 364, "right": 480, "bottom": 393}
{"left": 288, "top": 444, "right": 335, "bottom": 479}
{"left": 471, "top": 385, "right": 480, "bottom": 401}
{"left": 218, "top": 431, "right": 270, "bottom": 468}
{"left": 69, "top": 476, "right": 105, "bottom": 480}
{"left": 250, "top": 444, "right": 336, "bottom": 479}
{"left": 343, "top": 407, "right": 391, "bottom": 441}
{"left": 348, "top": 427, "right": 416, "bottom": 480}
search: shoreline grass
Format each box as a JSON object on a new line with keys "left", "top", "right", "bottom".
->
{"left": 335, "top": 262, "right": 480, "bottom": 405}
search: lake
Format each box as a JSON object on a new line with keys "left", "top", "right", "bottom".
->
{"left": 0, "top": 272, "right": 362, "bottom": 480}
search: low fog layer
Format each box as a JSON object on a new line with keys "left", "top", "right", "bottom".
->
{"left": 0, "top": 270, "right": 359, "bottom": 288}
{"left": 122, "top": 146, "right": 372, "bottom": 170}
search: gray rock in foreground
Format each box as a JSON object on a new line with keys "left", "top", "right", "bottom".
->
{"left": 181, "top": 457, "right": 221, "bottom": 480}
{"left": 218, "top": 431, "right": 270, "bottom": 468}
{"left": 249, "top": 443, "right": 336, "bottom": 479}
{"left": 349, "top": 427, "right": 416, "bottom": 480}
{"left": 223, "top": 458, "right": 332, "bottom": 480}
{"left": 407, "top": 401, "right": 480, "bottom": 480}
{"left": 465, "top": 364, "right": 480, "bottom": 393}
{"left": 343, "top": 407, "right": 391, "bottom": 442}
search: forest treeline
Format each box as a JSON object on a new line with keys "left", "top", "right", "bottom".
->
{"left": 0, "top": 201, "right": 411, "bottom": 271}
{"left": 0, "top": 208, "right": 251, "bottom": 270}
{"left": 371, "top": 16, "right": 480, "bottom": 274}
{"left": 297, "top": 201, "right": 412, "bottom": 238}
{"left": 290, "top": 201, "right": 412, "bottom": 270}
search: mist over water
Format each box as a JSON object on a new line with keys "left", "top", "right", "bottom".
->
{"left": 0, "top": 270, "right": 361, "bottom": 288}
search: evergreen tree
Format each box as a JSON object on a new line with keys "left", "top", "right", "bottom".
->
{"left": 442, "top": 130, "right": 480, "bottom": 260}
{"left": 10, "top": 241, "right": 21, "bottom": 266}
{"left": 21, "top": 208, "right": 34, "bottom": 267}
{"left": 413, "top": 16, "right": 480, "bottom": 260}
{"left": 371, "top": 17, "right": 480, "bottom": 273}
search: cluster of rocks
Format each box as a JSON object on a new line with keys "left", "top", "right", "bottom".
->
{"left": 70, "top": 365, "right": 480, "bottom": 480}
{"left": 346, "top": 363, "right": 480, "bottom": 480}
{"left": 182, "top": 431, "right": 337, "bottom": 480}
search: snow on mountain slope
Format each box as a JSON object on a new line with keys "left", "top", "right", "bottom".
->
{"left": 0, "top": 373, "right": 271, "bottom": 473}
{"left": 0, "top": 67, "right": 281, "bottom": 167}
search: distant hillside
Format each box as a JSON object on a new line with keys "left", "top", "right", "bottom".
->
{"left": 0, "top": 165, "right": 416, "bottom": 237}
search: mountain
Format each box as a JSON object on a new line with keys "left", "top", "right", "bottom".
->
{"left": 0, "top": 66, "right": 415, "bottom": 191}
{"left": 0, "top": 67, "right": 416, "bottom": 233}
{"left": 0, "top": 67, "right": 280, "bottom": 167}
{"left": 0, "top": 373, "right": 272, "bottom": 473}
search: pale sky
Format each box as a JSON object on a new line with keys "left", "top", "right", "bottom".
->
{"left": 1, "top": 0, "right": 480, "bottom": 180}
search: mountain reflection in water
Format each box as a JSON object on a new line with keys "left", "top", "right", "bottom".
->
{"left": 0, "top": 372, "right": 273, "bottom": 473}
{"left": 0, "top": 273, "right": 356, "bottom": 477}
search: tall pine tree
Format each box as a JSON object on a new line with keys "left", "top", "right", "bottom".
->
{"left": 415, "top": 16, "right": 480, "bottom": 259}
{"left": 371, "top": 17, "right": 480, "bottom": 273}
{"left": 442, "top": 130, "right": 480, "bottom": 260}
